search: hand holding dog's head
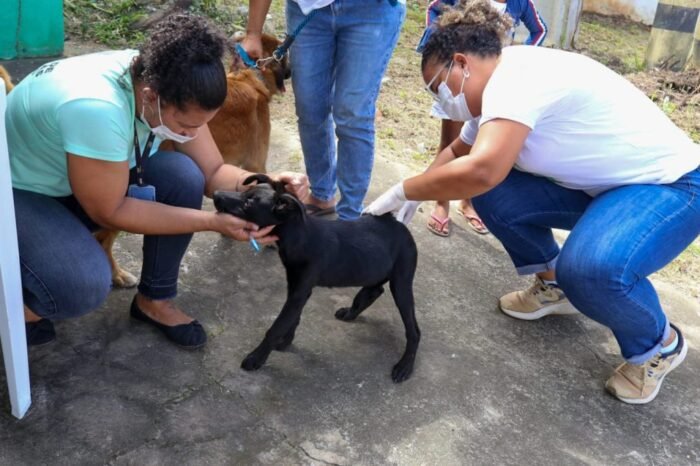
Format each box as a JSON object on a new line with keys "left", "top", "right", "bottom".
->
{"left": 213, "top": 175, "right": 305, "bottom": 227}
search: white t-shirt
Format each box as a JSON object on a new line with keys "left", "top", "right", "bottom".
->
{"left": 294, "top": 0, "right": 404, "bottom": 15}
{"left": 460, "top": 46, "right": 700, "bottom": 195}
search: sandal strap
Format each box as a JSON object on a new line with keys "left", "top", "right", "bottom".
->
{"left": 429, "top": 214, "right": 450, "bottom": 228}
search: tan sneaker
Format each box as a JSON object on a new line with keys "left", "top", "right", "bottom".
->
{"left": 499, "top": 276, "right": 578, "bottom": 320}
{"left": 605, "top": 324, "right": 688, "bottom": 404}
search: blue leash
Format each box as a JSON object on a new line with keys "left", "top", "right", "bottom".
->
{"left": 236, "top": 9, "right": 318, "bottom": 69}
{"left": 271, "top": 9, "right": 318, "bottom": 61}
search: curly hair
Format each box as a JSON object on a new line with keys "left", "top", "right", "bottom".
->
{"left": 421, "top": 0, "right": 513, "bottom": 69}
{"left": 131, "top": 13, "right": 227, "bottom": 110}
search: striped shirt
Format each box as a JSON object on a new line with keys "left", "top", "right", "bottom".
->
{"left": 417, "top": 0, "right": 548, "bottom": 51}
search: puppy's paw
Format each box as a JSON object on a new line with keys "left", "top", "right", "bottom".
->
{"left": 391, "top": 359, "right": 415, "bottom": 383}
{"left": 241, "top": 352, "right": 266, "bottom": 371}
{"left": 334, "top": 307, "right": 358, "bottom": 322}
{"left": 112, "top": 268, "right": 138, "bottom": 288}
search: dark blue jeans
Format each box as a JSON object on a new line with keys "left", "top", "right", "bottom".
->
{"left": 472, "top": 167, "right": 700, "bottom": 364}
{"left": 13, "top": 151, "right": 204, "bottom": 320}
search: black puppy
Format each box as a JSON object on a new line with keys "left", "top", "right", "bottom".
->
{"left": 213, "top": 175, "right": 420, "bottom": 383}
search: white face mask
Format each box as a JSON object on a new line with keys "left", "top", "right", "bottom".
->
{"left": 437, "top": 61, "right": 474, "bottom": 122}
{"left": 141, "top": 96, "right": 197, "bottom": 144}
{"left": 490, "top": 0, "right": 507, "bottom": 15}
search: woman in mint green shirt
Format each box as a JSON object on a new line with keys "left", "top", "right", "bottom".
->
{"left": 9, "top": 14, "right": 308, "bottom": 348}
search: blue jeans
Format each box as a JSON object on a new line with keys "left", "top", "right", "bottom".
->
{"left": 13, "top": 151, "right": 204, "bottom": 320}
{"left": 286, "top": 0, "right": 405, "bottom": 219}
{"left": 472, "top": 167, "right": 700, "bottom": 364}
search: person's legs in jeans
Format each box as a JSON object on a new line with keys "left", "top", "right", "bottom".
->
{"left": 332, "top": 0, "right": 405, "bottom": 219}
{"left": 473, "top": 167, "right": 700, "bottom": 402}
{"left": 286, "top": 1, "right": 337, "bottom": 209}
{"left": 472, "top": 169, "right": 591, "bottom": 274}
{"left": 557, "top": 168, "right": 700, "bottom": 361}
{"left": 130, "top": 150, "right": 205, "bottom": 325}
{"left": 472, "top": 170, "right": 590, "bottom": 318}
{"left": 14, "top": 188, "right": 112, "bottom": 327}
{"left": 556, "top": 169, "right": 700, "bottom": 403}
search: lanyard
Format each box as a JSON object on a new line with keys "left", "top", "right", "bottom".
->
{"left": 133, "top": 125, "right": 156, "bottom": 187}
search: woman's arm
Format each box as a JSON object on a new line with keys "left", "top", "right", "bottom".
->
{"left": 67, "top": 153, "right": 272, "bottom": 241}
{"left": 241, "top": 0, "right": 274, "bottom": 59}
{"left": 519, "top": 0, "right": 548, "bottom": 46}
{"left": 426, "top": 119, "right": 473, "bottom": 171}
{"left": 173, "top": 124, "right": 253, "bottom": 196}
{"left": 404, "top": 118, "right": 530, "bottom": 201}
{"left": 174, "top": 124, "right": 309, "bottom": 199}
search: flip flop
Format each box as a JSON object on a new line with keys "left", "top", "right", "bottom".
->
{"left": 305, "top": 204, "right": 336, "bottom": 217}
{"left": 457, "top": 205, "right": 489, "bottom": 235}
{"left": 427, "top": 214, "right": 450, "bottom": 237}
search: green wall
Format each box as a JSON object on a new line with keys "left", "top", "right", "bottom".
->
{"left": 0, "top": 0, "right": 63, "bottom": 59}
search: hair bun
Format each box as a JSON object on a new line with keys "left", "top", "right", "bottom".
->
{"left": 135, "top": 12, "right": 228, "bottom": 110}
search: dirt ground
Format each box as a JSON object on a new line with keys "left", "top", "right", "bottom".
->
{"left": 59, "top": 3, "right": 700, "bottom": 299}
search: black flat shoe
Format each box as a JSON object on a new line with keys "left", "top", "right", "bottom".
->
{"left": 26, "top": 319, "right": 56, "bottom": 347}
{"left": 129, "top": 298, "right": 207, "bottom": 349}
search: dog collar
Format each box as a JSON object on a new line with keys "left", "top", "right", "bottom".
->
{"left": 235, "top": 43, "right": 258, "bottom": 69}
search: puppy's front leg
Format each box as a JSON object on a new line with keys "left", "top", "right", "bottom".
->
{"left": 241, "top": 287, "right": 312, "bottom": 371}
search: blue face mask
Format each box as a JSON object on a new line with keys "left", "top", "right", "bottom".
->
{"left": 436, "top": 61, "right": 474, "bottom": 122}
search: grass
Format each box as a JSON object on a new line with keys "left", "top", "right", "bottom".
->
{"left": 574, "top": 12, "right": 650, "bottom": 75}
{"left": 64, "top": 0, "right": 147, "bottom": 46}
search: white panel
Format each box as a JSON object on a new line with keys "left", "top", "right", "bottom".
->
{"left": 0, "top": 80, "right": 32, "bottom": 419}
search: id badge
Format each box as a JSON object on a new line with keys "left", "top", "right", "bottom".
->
{"left": 127, "top": 184, "right": 156, "bottom": 201}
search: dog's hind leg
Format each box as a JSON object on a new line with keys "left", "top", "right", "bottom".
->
{"left": 334, "top": 283, "right": 386, "bottom": 322}
{"left": 388, "top": 260, "right": 420, "bottom": 383}
{"left": 94, "top": 229, "right": 138, "bottom": 288}
{"left": 242, "top": 275, "right": 313, "bottom": 370}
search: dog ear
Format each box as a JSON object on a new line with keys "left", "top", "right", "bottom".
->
{"left": 243, "top": 174, "right": 274, "bottom": 187}
{"left": 243, "top": 174, "right": 288, "bottom": 196}
{"left": 275, "top": 193, "right": 306, "bottom": 217}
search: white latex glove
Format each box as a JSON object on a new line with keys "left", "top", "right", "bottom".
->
{"left": 363, "top": 182, "right": 420, "bottom": 224}
{"left": 396, "top": 200, "right": 421, "bottom": 225}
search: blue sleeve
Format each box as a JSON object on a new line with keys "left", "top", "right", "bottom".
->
{"left": 426, "top": 0, "right": 457, "bottom": 27}
{"left": 514, "top": 0, "right": 548, "bottom": 46}
{"left": 417, "top": 0, "right": 459, "bottom": 52}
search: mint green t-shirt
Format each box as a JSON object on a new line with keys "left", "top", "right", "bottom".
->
{"left": 7, "top": 49, "right": 160, "bottom": 197}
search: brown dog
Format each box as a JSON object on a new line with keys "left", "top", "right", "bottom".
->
{"left": 208, "top": 33, "right": 290, "bottom": 173}
{"left": 0, "top": 65, "right": 14, "bottom": 92}
{"left": 162, "top": 33, "right": 290, "bottom": 173}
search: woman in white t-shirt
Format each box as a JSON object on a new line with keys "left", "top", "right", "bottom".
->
{"left": 365, "top": 0, "right": 700, "bottom": 405}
